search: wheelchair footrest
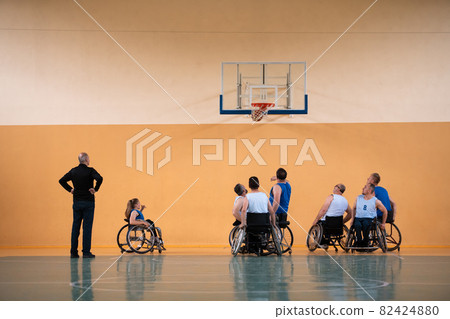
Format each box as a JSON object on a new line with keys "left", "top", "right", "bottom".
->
{"left": 346, "top": 246, "right": 379, "bottom": 250}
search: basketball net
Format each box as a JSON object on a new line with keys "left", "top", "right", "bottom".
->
{"left": 251, "top": 102, "right": 274, "bottom": 122}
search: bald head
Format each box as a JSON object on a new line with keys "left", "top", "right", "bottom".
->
{"left": 78, "top": 152, "right": 90, "bottom": 165}
{"left": 333, "top": 183, "right": 346, "bottom": 195}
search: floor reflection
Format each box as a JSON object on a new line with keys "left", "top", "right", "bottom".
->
{"left": 70, "top": 258, "right": 93, "bottom": 301}
{"left": 116, "top": 255, "right": 165, "bottom": 301}
{"left": 1, "top": 253, "right": 443, "bottom": 301}
{"left": 229, "top": 256, "right": 294, "bottom": 301}
{"left": 306, "top": 254, "right": 402, "bottom": 301}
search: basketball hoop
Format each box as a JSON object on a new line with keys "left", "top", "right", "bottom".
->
{"left": 250, "top": 103, "right": 275, "bottom": 122}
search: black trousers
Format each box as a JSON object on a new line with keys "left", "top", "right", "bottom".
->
{"left": 71, "top": 201, "right": 95, "bottom": 254}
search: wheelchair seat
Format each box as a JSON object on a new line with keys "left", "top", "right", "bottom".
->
{"left": 307, "top": 215, "right": 348, "bottom": 252}
{"left": 232, "top": 212, "right": 281, "bottom": 256}
{"left": 278, "top": 220, "right": 290, "bottom": 229}
{"left": 377, "top": 211, "right": 394, "bottom": 224}
{"left": 276, "top": 213, "right": 289, "bottom": 229}
{"left": 345, "top": 217, "right": 387, "bottom": 253}
{"left": 246, "top": 212, "right": 271, "bottom": 232}
{"left": 323, "top": 216, "right": 343, "bottom": 237}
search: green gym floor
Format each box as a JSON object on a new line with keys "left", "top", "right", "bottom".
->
{"left": 0, "top": 247, "right": 449, "bottom": 301}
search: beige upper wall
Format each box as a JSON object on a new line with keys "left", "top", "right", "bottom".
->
{"left": 1, "top": 0, "right": 449, "bottom": 125}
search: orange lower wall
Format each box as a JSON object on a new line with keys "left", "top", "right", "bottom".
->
{"left": 0, "top": 122, "right": 449, "bottom": 247}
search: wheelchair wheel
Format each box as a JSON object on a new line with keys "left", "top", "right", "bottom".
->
{"left": 385, "top": 223, "right": 402, "bottom": 251}
{"left": 116, "top": 224, "right": 133, "bottom": 253}
{"left": 273, "top": 226, "right": 282, "bottom": 256}
{"left": 231, "top": 227, "right": 245, "bottom": 256}
{"left": 338, "top": 225, "right": 349, "bottom": 251}
{"left": 228, "top": 226, "right": 239, "bottom": 247}
{"left": 345, "top": 227, "right": 356, "bottom": 253}
{"left": 306, "top": 224, "right": 323, "bottom": 252}
{"left": 258, "top": 227, "right": 281, "bottom": 256}
{"left": 255, "top": 227, "right": 281, "bottom": 256}
{"left": 127, "top": 225, "right": 156, "bottom": 254}
{"left": 280, "top": 225, "right": 294, "bottom": 254}
{"left": 376, "top": 224, "right": 387, "bottom": 253}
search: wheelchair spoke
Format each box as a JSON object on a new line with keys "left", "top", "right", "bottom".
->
{"left": 127, "top": 226, "right": 154, "bottom": 254}
{"left": 228, "top": 226, "right": 239, "bottom": 247}
{"left": 116, "top": 224, "right": 133, "bottom": 253}
{"left": 306, "top": 224, "right": 323, "bottom": 252}
{"left": 385, "top": 223, "right": 402, "bottom": 251}
{"left": 279, "top": 226, "right": 294, "bottom": 254}
{"left": 231, "top": 228, "right": 245, "bottom": 256}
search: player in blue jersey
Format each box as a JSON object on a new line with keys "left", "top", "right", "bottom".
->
{"left": 125, "top": 198, "right": 153, "bottom": 228}
{"left": 367, "top": 173, "right": 397, "bottom": 223}
{"left": 269, "top": 168, "right": 292, "bottom": 224}
{"left": 125, "top": 198, "right": 164, "bottom": 246}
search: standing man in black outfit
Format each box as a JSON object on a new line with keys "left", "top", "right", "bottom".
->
{"left": 59, "top": 152, "right": 103, "bottom": 258}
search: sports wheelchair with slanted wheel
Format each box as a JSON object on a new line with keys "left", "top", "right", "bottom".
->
{"left": 277, "top": 215, "right": 294, "bottom": 254}
{"left": 231, "top": 213, "right": 282, "bottom": 256}
{"left": 229, "top": 215, "right": 293, "bottom": 255}
{"left": 345, "top": 217, "right": 387, "bottom": 253}
{"left": 117, "top": 219, "right": 166, "bottom": 254}
{"left": 117, "top": 219, "right": 133, "bottom": 253}
{"left": 379, "top": 211, "right": 402, "bottom": 251}
{"left": 385, "top": 221, "right": 402, "bottom": 251}
{"left": 306, "top": 216, "right": 349, "bottom": 252}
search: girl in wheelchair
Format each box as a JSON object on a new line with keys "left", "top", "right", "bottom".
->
{"left": 125, "top": 198, "right": 165, "bottom": 250}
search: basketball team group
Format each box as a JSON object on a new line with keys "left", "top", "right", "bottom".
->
{"left": 231, "top": 168, "right": 397, "bottom": 249}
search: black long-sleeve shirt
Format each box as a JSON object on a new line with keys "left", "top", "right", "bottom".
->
{"left": 59, "top": 164, "right": 103, "bottom": 202}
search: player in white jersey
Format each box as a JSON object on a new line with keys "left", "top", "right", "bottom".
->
{"left": 240, "top": 176, "right": 276, "bottom": 228}
{"left": 351, "top": 183, "right": 388, "bottom": 247}
{"left": 232, "top": 183, "right": 248, "bottom": 226}
{"left": 312, "top": 183, "right": 352, "bottom": 226}
{"left": 311, "top": 184, "right": 352, "bottom": 248}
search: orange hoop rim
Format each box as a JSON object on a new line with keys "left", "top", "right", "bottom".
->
{"left": 251, "top": 102, "right": 275, "bottom": 109}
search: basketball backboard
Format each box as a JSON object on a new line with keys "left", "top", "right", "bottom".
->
{"left": 220, "top": 62, "right": 308, "bottom": 115}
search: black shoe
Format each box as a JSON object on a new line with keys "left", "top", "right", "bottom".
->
{"left": 83, "top": 253, "right": 95, "bottom": 258}
{"left": 70, "top": 253, "right": 79, "bottom": 258}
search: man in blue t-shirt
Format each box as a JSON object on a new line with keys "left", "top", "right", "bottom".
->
{"left": 367, "top": 173, "right": 397, "bottom": 223}
{"left": 269, "top": 168, "right": 291, "bottom": 224}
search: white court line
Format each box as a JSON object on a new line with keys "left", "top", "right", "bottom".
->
{"left": 72, "top": 0, "right": 200, "bottom": 125}
{"left": 254, "top": 178, "right": 376, "bottom": 301}
{"left": 387, "top": 251, "right": 404, "bottom": 260}
{"left": 153, "top": 178, "right": 200, "bottom": 224}
{"left": 252, "top": 0, "right": 379, "bottom": 125}
{"left": 76, "top": 252, "right": 125, "bottom": 301}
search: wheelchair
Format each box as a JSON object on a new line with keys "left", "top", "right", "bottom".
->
{"left": 345, "top": 217, "right": 387, "bottom": 253}
{"left": 385, "top": 222, "right": 402, "bottom": 251}
{"left": 116, "top": 219, "right": 166, "bottom": 254}
{"left": 379, "top": 211, "right": 402, "bottom": 251}
{"left": 230, "top": 213, "right": 282, "bottom": 256}
{"left": 276, "top": 214, "right": 294, "bottom": 254}
{"left": 229, "top": 215, "right": 293, "bottom": 255}
{"left": 306, "top": 216, "right": 349, "bottom": 252}
{"left": 117, "top": 219, "right": 134, "bottom": 253}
